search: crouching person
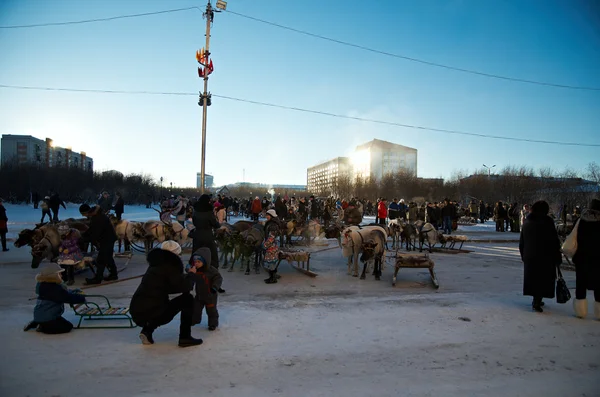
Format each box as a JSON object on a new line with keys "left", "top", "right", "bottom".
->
{"left": 186, "top": 247, "right": 223, "bottom": 331}
{"left": 24, "top": 263, "right": 86, "bottom": 334}
{"left": 129, "top": 240, "right": 203, "bottom": 348}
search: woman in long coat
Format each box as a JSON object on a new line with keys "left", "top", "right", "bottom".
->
{"left": 572, "top": 198, "right": 600, "bottom": 319}
{"left": 191, "top": 194, "right": 220, "bottom": 269}
{"left": 519, "top": 200, "right": 562, "bottom": 312}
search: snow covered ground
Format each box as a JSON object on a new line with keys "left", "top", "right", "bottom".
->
{"left": 0, "top": 210, "right": 598, "bottom": 396}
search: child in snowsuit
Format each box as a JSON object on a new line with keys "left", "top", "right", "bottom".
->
{"left": 262, "top": 231, "right": 281, "bottom": 284}
{"left": 57, "top": 224, "right": 84, "bottom": 285}
{"left": 186, "top": 247, "right": 223, "bottom": 331}
{"left": 24, "top": 263, "right": 86, "bottom": 334}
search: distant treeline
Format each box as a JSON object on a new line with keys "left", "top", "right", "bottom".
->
{"left": 0, "top": 162, "right": 598, "bottom": 210}
{"left": 324, "top": 163, "right": 600, "bottom": 210}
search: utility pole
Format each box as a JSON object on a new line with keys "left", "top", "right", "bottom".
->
{"left": 196, "top": 0, "right": 226, "bottom": 194}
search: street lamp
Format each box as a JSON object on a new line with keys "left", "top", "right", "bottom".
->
{"left": 483, "top": 164, "right": 496, "bottom": 177}
{"left": 160, "top": 177, "right": 163, "bottom": 200}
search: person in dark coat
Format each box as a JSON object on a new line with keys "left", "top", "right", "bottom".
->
{"left": 186, "top": 247, "right": 223, "bottom": 330}
{"left": 48, "top": 193, "right": 66, "bottom": 223}
{"left": 113, "top": 192, "right": 125, "bottom": 220}
{"left": 23, "top": 263, "right": 86, "bottom": 334}
{"left": 79, "top": 204, "right": 118, "bottom": 285}
{"left": 571, "top": 198, "right": 600, "bottom": 320}
{"left": 274, "top": 196, "right": 287, "bottom": 219}
{"left": 191, "top": 194, "right": 220, "bottom": 269}
{"left": 298, "top": 198, "right": 308, "bottom": 223}
{"left": 32, "top": 191, "right": 39, "bottom": 209}
{"left": 479, "top": 200, "right": 486, "bottom": 223}
{"left": 129, "top": 241, "right": 203, "bottom": 347}
{"left": 98, "top": 191, "right": 112, "bottom": 214}
{"left": 519, "top": 200, "right": 562, "bottom": 312}
{"left": 0, "top": 198, "right": 8, "bottom": 252}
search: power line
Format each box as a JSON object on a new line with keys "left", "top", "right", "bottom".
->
{"left": 224, "top": 10, "right": 600, "bottom": 92}
{"left": 0, "top": 6, "right": 201, "bottom": 29}
{"left": 3, "top": 6, "right": 597, "bottom": 92}
{"left": 1, "top": 84, "right": 598, "bottom": 147}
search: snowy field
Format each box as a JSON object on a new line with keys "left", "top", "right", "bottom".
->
{"left": 1, "top": 203, "right": 598, "bottom": 396}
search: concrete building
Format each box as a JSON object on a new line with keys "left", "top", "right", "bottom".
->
{"left": 196, "top": 173, "right": 214, "bottom": 189}
{"left": 307, "top": 157, "right": 352, "bottom": 194}
{"left": 352, "top": 139, "right": 417, "bottom": 180}
{"left": 1, "top": 134, "right": 93, "bottom": 171}
{"left": 306, "top": 139, "right": 418, "bottom": 194}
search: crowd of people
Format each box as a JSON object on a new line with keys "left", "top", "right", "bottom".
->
{"left": 7, "top": 188, "right": 598, "bottom": 346}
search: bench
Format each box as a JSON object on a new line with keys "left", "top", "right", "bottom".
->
{"left": 71, "top": 294, "right": 136, "bottom": 329}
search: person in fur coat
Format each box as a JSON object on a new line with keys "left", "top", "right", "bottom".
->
{"left": 519, "top": 200, "right": 562, "bottom": 312}
{"left": 572, "top": 198, "right": 600, "bottom": 320}
{"left": 23, "top": 263, "right": 86, "bottom": 334}
{"left": 186, "top": 247, "right": 223, "bottom": 331}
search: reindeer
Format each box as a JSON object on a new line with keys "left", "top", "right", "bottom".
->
{"left": 229, "top": 224, "right": 264, "bottom": 275}
{"left": 359, "top": 229, "right": 387, "bottom": 280}
{"left": 415, "top": 221, "right": 438, "bottom": 253}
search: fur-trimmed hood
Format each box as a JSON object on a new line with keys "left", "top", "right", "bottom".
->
{"left": 581, "top": 209, "right": 600, "bottom": 222}
{"left": 146, "top": 248, "right": 184, "bottom": 272}
{"left": 35, "top": 273, "right": 63, "bottom": 283}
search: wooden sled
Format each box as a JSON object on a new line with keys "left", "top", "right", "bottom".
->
{"left": 278, "top": 251, "right": 317, "bottom": 277}
{"left": 393, "top": 254, "right": 439, "bottom": 289}
{"left": 71, "top": 294, "right": 135, "bottom": 329}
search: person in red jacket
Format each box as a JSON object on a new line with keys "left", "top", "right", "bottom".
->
{"left": 251, "top": 196, "right": 262, "bottom": 222}
{"left": 377, "top": 198, "right": 388, "bottom": 225}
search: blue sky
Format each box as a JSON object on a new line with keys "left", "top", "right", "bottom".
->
{"left": 1, "top": 0, "right": 599, "bottom": 188}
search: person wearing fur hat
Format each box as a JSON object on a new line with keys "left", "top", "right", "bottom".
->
{"left": 186, "top": 247, "right": 223, "bottom": 330}
{"left": 79, "top": 204, "right": 118, "bottom": 285}
{"left": 262, "top": 229, "right": 281, "bottom": 284}
{"left": 572, "top": 198, "right": 600, "bottom": 320}
{"left": 130, "top": 241, "right": 203, "bottom": 347}
{"left": 519, "top": 200, "right": 562, "bottom": 312}
{"left": 23, "top": 263, "right": 86, "bottom": 334}
{"left": 57, "top": 224, "right": 84, "bottom": 286}
{"left": 265, "top": 209, "right": 285, "bottom": 247}
{"left": 0, "top": 198, "right": 8, "bottom": 252}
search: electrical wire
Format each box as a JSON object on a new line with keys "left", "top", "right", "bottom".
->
{"left": 0, "top": 6, "right": 201, "bottom": 29}
{"left": 2, "top": 5, "right": 597, "bottom": 91}
{"left": 224, "top": 10, "right": 600, "bottom": 92}
{"left": 1, "top": 84, "right": 598, "bottom": 147}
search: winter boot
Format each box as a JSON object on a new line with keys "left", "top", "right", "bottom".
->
{"left": 595, "top": 301, "right": 600, "bottom": 321}
{"left": 23, "top": 321, "right": 38, "bottom": 331}
{"left": 573, "top": 299, "right": 588, "bottom": 319}
{"left": 139, "top": 327, "right": 155, "bottom": 345}
{"left": 178, "top": 336, "right": 203, "bottom": 348}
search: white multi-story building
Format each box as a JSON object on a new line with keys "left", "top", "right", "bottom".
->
{"left": 306, "top": 139, "right": 418, "bottom": 194}
{"left": 0, "top": 134, "right": 93, "bottom": 171}
{"left": 196, "top": 173, "right": 214, "bottom": 189}
{"left": 352, "top": 139, "right": 417, "bottom": 180}
{"left": 307, "top": 156, "right": 352, "bottom": 194}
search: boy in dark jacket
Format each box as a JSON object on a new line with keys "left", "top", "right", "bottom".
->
{"left": 24, "top": 263, "right": 86, "bottom": 334}
{"left": 186, "top": 247, "right": 223, "bottom": 331}
{"left": 130, "top": 241, "right": 203, "bottom": 347}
